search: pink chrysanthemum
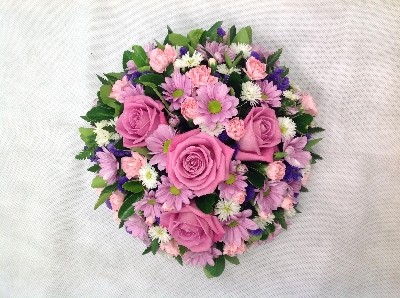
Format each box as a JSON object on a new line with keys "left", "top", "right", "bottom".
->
{"left": 256, "top": 80, "right": 282, "bottom": 108}
{"left": 218, "top": 160, "right": 248, "bottom": 200}
{"left": 109, "top": 76, "right": 144, "bottom": 103}
{"left": 134, "top": 190, "right": 162, "bottom": 221}
{"left": 145, "top": 124, "right": 176, "bottom": 171}
{"left": 194, "top": 82, "right": 239, "bottom": 130}
{"left": 96, "top": 147, "right": 119, "bottom": 184}
{"left": 161, "top": 71, "right": 192, "bottom": 111}
{"left": 155, "top": 176, "right": 194, "bottom": 211}
{"left": 222, "top": 209, "right": 258, "bottom": 246}
{"left": 198, "top": 41, "right": 236, "bottom": 63}
{"left": 283, "top": 136, "right": 312, "bottom": 168}
{"left": 256, "top": 181, "right": 289, "bottom": 214}
{"left": 183, "top": 247, "right": 222, "bottom": 267}
{"left": 125, "top": 215, "right": 150, "bottom": 245}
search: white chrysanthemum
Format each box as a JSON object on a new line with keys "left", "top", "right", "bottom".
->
{"left": 94, "top": 119, "right": 119, "bottom": 146}
{"left": 278, "top": 117, "right": 297, "bottom": 139}
{"left": 285, "top": 207, "right": 296, "bottom": 218}
{"left": 230, "top": 43, "right": 252, "bottom": 58}
{"left": 253, "top": 214, "right": 275, "bottom": 229}
{"left": 138, "top": 164, "right": 158, "bottom": 189}
{"left": 216, "top": 64, "right": 241, "bottom": 75}
{"left": 282, "top": 90, "right": 299, "bottom": 101}
{"left": 198, "top": 122, "right": 225, "bottom": 136}
{"left": 241, "top": 81, "right": 262, "bottom": 106}
{"left": 214, "top": 200, "right": 241, "bottom": 221}
{"left": 148, "top": 226, "right": 171, "bottom": 243}
{"left": 173, "top": 51, "right": 203, "bottom": 68}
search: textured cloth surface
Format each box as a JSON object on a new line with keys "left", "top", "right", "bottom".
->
{"left": 1, "top": 0, "right": 400, "bottom": 297}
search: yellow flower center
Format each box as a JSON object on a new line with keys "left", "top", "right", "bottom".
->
{"left": 146, "top": 171, "right": 152, "bottom": 179}
{"left": 163, "top": 139, "right": 172, "bottom": 153}
{"left": 148, "top": 198, "right": 156, "bottom": 205}
{"left": 207, "top": 99, "right": 222, "bottom": 114}
{"left": 225, "top": 174, "right": 236, "bottom": 185}
{"left": 172, "top": 89, "right": 184, "bottom": 98}
{"left": 169, "top": 185, "right": 181, "bottom": 195}
{"left": 228, "top": 220, "right": 238, "bottom": 228}
{"left": 261, "top": 93, "right": 268, "bottom": 100}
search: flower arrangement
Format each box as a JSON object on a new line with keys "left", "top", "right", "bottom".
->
{"left": 76, "top": 21, "right": 323, "bottom": 278}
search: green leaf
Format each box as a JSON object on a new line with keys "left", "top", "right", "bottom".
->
{"left": 136, "top": 73, "right": 165, "bottom": 86}
{"left": 274, "top": 152, "right": 287, "bottom": 160}
{"left": 91, "top": 176, "right": 107, "bottom": 188}
{"left": 307, "top": 126, "right": 325, "bottom": 134}
{"left": 150, "top": 239, "right": 159, "bottom": 255}
{"left": 123, "top": 50, "right": 134, "bottom": 70}
{"left": 265, "top": 223, "right": 276, "bottom": 234}
{"left": 231, "top": 54, "right": 243, "bottom": 68}
{"left": 244, "top": 26, "right": 252, "bottom": 44}
{"left": 175, "top": 255, "right": 183, "bottom": 266}
{"left": 87, "top": 164, "right": 100, "bottom": 173}
{"left": 224, "top": 51, "right": 233, "bottom": 68}
{"left": 226, "top": 25, "right": 236, "bottom": 45}
{"left": 104, "top": 72, "right": 123, "bottom": 83}
{"left": 86, "top": 104, "right": 115, "bottom": 122}
{"left": 137, "top": 65, "right": 151, "bottom": 72}
{"left": 75, "top": 148, "right": 93, "bottom": 160}
{"left": 300, "top": 186, "right": 309, "bottom": 192}
{"left": 245, "top": 161, "right": 267, "bottom": 175}
{"left": 78, "top": 127, "right": 96, "bottom": 146}
{"left": 99, "top": 84, "right": 122, "bottom": 116}
{"left": 155, "top": 39, "right": 165, "bottom": 49}
{"left": 118, "top": 220, "right": 125, "bottom": 229}
{"left": 232, "top": 26, "right": 251, "bottom": 44}
{"left": 94, "top": 184, "right": 117, "bottom": 210}
{"left": 311, "top": 152, "right": 323, "bottom": 164}
{"left": 293, "top": 113, "right": 313, "bottom": 134}
{"left": 206, "top": 21, "right": 223, "bottom": 41}
{"left": 131, "top": 45, "right": 149, "bottom": 68}
{"left": 168, "top": 33, "right": 189, "bottom": 47}
{"left": 281, "top": 66, "right": 289, "bottom": 77}
{"left": 102, "top": 125, "right": 116, "bottom": 133}
{"left": 117, "top": 191, "right": 145, "bottom": 220}
{"left": 274, "top": 208, "right": 287, "bottom": 230}
{"left": 194, "top": 193, "right": 218, "bottom": 214}
{"left": 142, "top": 246, "right": 152, "bottom": 255}
{"left": 187, "top": 29, "right": 204, "bottom": 47}
{"left": 96, "top": 74, "right": 109, "bottom": 85}
{"left": 304, "top": 138, "right": 323, "bottom": 151}
{"left": 179, "top": 245, "right": 188, "bottom": 255}
{"left": 267, "top": 48, "right": 283, "bottom": 69}
{"left": 224, "top": 255, "right": 240, "bottom": 265}
{"left": 247, "top": 169, "right": 266, "bottom": 188}
{"left": 226, "top": 72, "right": 242, "bottom": 97}
{"left": 131, "top": 147, "right": 151, "bottom": 159}
{"left": 122, "top": 180, "right": 144, "bottom": 193}
{"left": 204, "top": 255, "right": 225, "bottom": 278}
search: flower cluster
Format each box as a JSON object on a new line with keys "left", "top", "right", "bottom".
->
{"left": 76, "top": 22, "right": 323, "bottom": 278}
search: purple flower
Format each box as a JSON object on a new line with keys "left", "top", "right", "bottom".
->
{"left": 197, "top": 41, "right": 235, "bottom": 64}
{"left": 89, "top": 146, "right": 103, "bottom": 162}
{"left": 256, "top": 80, "right": 282, "bottom": 108}
{"left": 250, "top": 51, "right": 262, "bottom": 61}
{"left": 256, "top": 181, "right": 289, "bottom": 214}
{"left": 183, "top": 247, "right": 222, "bottom": 267}
{"left": 161, "top": 71, "right": 192, "bottom": 111}
{"left": 245, "top": 185, "right": 256, "bottom": 202}
{"left": 217, "top": 27, "right": 226, "bottom": 37}
{"left": 194, "top": 82, "right": 239, "bottom": 130}
{"left": 124, "top": 215, "right": 150, "bottom": 245}
{"left": 179, "top": 47, "right": 188, "bottom": 56}
{"left": 117, "top": 176, "right": 129, "bottom": 192}
{"left": 96, "top": 147, "right": 119, "bottom": 184}
{"left": 155, "top": 176, "right": 194, "bottom": 211}
{"left": 145, "top": 124, "right": 176, "bottom": 171}
{"left": 283, "top": 162, "right": 303, "bottom": 183}
{"left": 134, "top": 190, "right": 162, "bottom": 221}
{"left": 283, "top": 137, "right": 312, "bottom": 168}
{"left": 266, "top": 68, "right": 290, "bottom": 91}
{"left": 218, "top": 161, "right": 248, "bottom": 200}
{"left": 107, "top": 143, "right": 132, "bottom": 158}
{"left": 222, "top": 210, "right": 258, "bottom": 245}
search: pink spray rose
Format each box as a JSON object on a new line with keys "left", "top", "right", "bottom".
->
{"left": 281, "top": 196, "right": 295, "bottom": 210}
{"left": 160, "top": 204, "right": 225, "bottom": 252}
{"left": 301, "top": 93, "right": 318, "bottom": 116}
{"left": 149, "top": 44, "right": 177, "bottom": 73}
{"left": 186, "top": 65, "right": 218, "bottom": 87}
{"left": 121, "top": 153, "right": 147, "bottom": 179}
{"left": 109, "top": 190, "right": 125, "bottom": 211}
{"left": 266, "top": 161, "right": 286, "bottom": 181}
{"left": 223, "top": 242, "right": 246, "bottom": 257}
{"left": 243, "top": 56, "right": 267, "bottom": 80}
{"left": 226, "top": 117, "right": 245, "bottom": 141}
{"left": 166, "top": 129, "right": 234, "bottom": 196}
{"left": 236, "top": 107, "right": 281, "bottom": 163}
{"left": 159, "top": 239, "right": 180, "bottom": 257}
{"left": 180, "top": 97, "right": 199, "bottom": 120}
{"left": 116, "top": 95, "right": 167, "bottom": 148}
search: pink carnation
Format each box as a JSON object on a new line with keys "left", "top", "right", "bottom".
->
{"left": 266, "top": 161, "right": 286, "bottom": 181}
{"left": 159, "top": 239, "right": 180, "bottom": 257}
{"left": 281, "top": 195, "right": 295, "bottom": 210}
{"left": 109, "top": 76, "right": 144, "bottom": 103}
{"left": 186, "top": 65, "right": 218, "bottom": 87}
{"left": 181, "top": 97, "right": 199, "bottom": 120}
{"left": 223, "top": 242, "right": 246, "bottom": 257}
{"left": 243, "top": 56, "right": 267, "bottom": 80}
{"left": 226, "top": 117, "right": 245, "bottom": 141}
{"left": 121, "top": 153, "right": 147, "bottom": 179}
{"left": 109, "top": 190, "right": 125, "bottom": 211}
{"left": 149, "top": 45, "right": 177, "bottom": 73}
{"left": 301, "top": 93, "right": 318, "bottom": 116}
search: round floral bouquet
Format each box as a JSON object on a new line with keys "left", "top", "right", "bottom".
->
{"left": 76, "top": 22, "right": 323, "bottom": 278}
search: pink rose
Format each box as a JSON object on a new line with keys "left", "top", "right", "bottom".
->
{"left": 121, "top": 153, "right": 147, "bottom": 179}
{"left": 236, "top": 107, "right": 281, "bottom": 163}
{"left": 243, "top": 56, "right": 267, "bottom": 80}
{"left": 166, "top": 129, "right": 234, "bottom": 196}
{"left": 180, "top": 97, "right": 199, "bottom": 120}
{"left": 301, "top": 93, "right": 318, "bottom": 116}
{"left": 116, "top": 95, "right": 167, "bottom": 148}
{"left": 266, "top": 161, "right": 286, "bottom": 181}
{"left": 226, "top": 117, "right": 245, "bottom": 141}
{"left": 109, "top": 190, "right": 125, "bottom": 211}
{"left": 149, "top": 45, "right": 177, "bottom": 73}
{"left": 160, "top": 204, "right": 225, "bottom": 252}
{"left": 186, "top": 65, "right": 218, "bottom": 87}
{"left": 281, "top": 196, "right": 295, "bottom": 210}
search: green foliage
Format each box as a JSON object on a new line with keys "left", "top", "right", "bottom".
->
{"left": 87, "top": 164, "right": 100, "bottom": 173}
{"left": 118, "top": 191, "right": 145, "bottom": 220}
{"left": 85, "top": 104, "right": 115, "bottom": 122}
{"left": 247, "top": 169, "right": 266, "bottom": 188}
{"left": 274, "top": 152, "right": 287, "bottom": 160}
{"left": 118, "top": 220, "right": 125, "bottom": 229}
{"left": 307, "top": 126, "right": 325, "bottom": 134}
{"left": 131, "top": 45, "right": 149, "bottom": 68}
{"left": 232, "top": 26, "right": 252, "bottom": 44}
{"left": 245, "top": 161, "right": 267, "bottom": 175}
{"left": 91, "top": 176, "right": 107, "bottom": 188}
{"left": 122, "top": 180, "right": 144, "bottom": 193}
{"left": 293, "top": 113, "right": 313, "bottom": 134}
{"left": 96, "top": 74, "right": 109, "bottom": 85}
{"left": 273, "top": 208, "right": 287, "bottom": 230}
{"left": 304, "top": 138, "right": 323, "bottom": 151}
{"left": 94, "top": 184, "right": 117, "bottom": 210}
{"left": 78, "top": 127, "right": 96, "bottom": 147}
{"left": 151, "top": 239, "right": 160, "bottom": 255}
{"left": 168, "top": 33, "right": 190, "bottom": 47}
{"left": 266, "top": 48, "right": 282, "bottom": 70}
{"left": 142, "top": 246, "right": 152, "bottom": 255}
{"left": 311, "top": 152, "right": 323, "bottom": 164}
{"left": 136, "top": 73, "right": 165, "bottom": 86}
{"left": 226, "top": 72, "right": 242, "bottom": 97}
{"left": 300, "top": 186, "right": 309, "bottom": 192}
{"left": 226, "top": 25, "right": 236, "bottom": 45}
{"left": 99, "top": 84, "right": 122, "bottom": 116}
{"left": 104, "top": 72, "right": 122, "bottom": 83}
{"left": 75, "top": 148, "right": 93, "bottom": 160}
{"left": 123, "top": 50, "right": 134, "bottom": 70}
{"left": 224, "top": 255, "right": 240, "bottom": 265}
{"left": 175, "top": 255, "right": 183, "bottom": 265}
{"left": 204, "top": 255, "right": 225, "bottom": 278}
{"left": 195, "top": 193, "right": 218, "bottom": 214}
{"left": 187, "top": 29, "right": 204, "bottom": 47}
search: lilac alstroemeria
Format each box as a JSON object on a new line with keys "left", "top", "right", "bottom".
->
{"left": 283, "top": 136, "right": 312, "bottom": 168}
{"left": 96, "top": 147, "right": 119, "bottom": 184}
{"left": 222, "top": 209, "right": 258, "bottom": 246}
{"left": 256, "top": 181, "right": 289, "bottom": 214}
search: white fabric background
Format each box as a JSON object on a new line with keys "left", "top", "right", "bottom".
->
{"left": 1, "top": 0, "right": 400, "bottom": 297}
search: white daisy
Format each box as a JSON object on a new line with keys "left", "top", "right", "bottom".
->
{"left": 282, "top": 90, "right": 299, "bottom": 101}
{"left": 216, "top": 64, "right": 241, "bottom": 75}
{"left": 214, "top": 199, "right": 241, "bottom": 221}
{"left": 285, "top": 207, "right": 296, "bottom": 218}
{"left": 198, "top": 122, "right": 225, "bottom": 137}
{"left": 148, "top": 226, "right": 171, "bottom": 243}
{"left": 138, "top": 164, "right": 158, "bottom": 189}
{"left": 173, "top": 51, "right": 203, "bottom": 68}
{"left": 278, "top": 117, "right": 297, "bottom": 139}
{"left": 94, "top": 119, "right": 119, "bottom": 146}
{"left": 241, "top": 81, "right": 262, "bottom": 106}
{"left": 230, "top": 43, "right": 252, "bottom": 58}
{"left": 253, "top": 214, "right": 275, "bottom": 229}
